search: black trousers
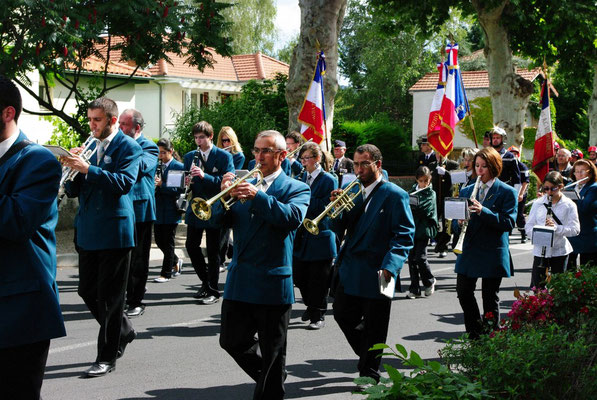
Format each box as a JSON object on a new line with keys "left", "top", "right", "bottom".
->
{"left": 516, "top": 194, "right": 527, "bottom": 230}
{"left": 0, "top": 339, "right": 50, "bottom": 400}
{"left": 219, "top": 227, "right": 233, "bottom": 264}
{"left": 127, "top": 221, "right": 153, "bottom": 307}
{"left": 186, "top": 225, "right": 221, "bottom": 297}
{"left": 220, "top": 299, "right": 291, "bottom": 400}
{"left": 333, "top": 284, "right": 392, "bottom": 382}
{"left": 456, "top": 274, "right": 502, "bottom": 339}
{"left": 293, "top": 258, "right": 333, "bottom": 323}
{"left": 407, "top": 238, "right": 434, "bottom": 294}
{"left": 78, "top": 248, "right": 134, "bottom": 363}
{"left": 531, "top": 255, "right": 568, "bottom": 288}
{"left": 154, "top": 223, "right": 180, "bottom": 278}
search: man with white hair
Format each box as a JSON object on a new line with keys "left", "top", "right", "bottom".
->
{"left": 553, "top": 147, "right": 573, "bottom": 184}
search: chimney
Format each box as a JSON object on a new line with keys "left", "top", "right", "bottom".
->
{"left": 157, "top": 59, "right": 168, "bottom": 75}
{"left": 255, "top": 52, "right": 265, "bottom": 80}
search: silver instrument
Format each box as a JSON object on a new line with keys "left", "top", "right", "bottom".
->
{"left": 453, "top": 176, "right": 481, "bottom": 254}
{"left": 57, "top": 136, "right": 99, "bottom": 206}
{"left": 176, "top": 147, "right": 201, "bottom": 213}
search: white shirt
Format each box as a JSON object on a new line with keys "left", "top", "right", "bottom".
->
{"left": 306, "top": 166, "right": 322, "bottom": 185}
{"left": 363, "top": 174, "right": 383, "bottom": 212}
{"left": 525, "top": 194, "right": 580, "bottom": 257}
{"left": 0, "top": 129, "right": 20, "bottom": 159}
{"left": 200, "top": 143, "right": 213, "bottom": 162}
{"left": 260, "top": 167, "right": 283, "bottom": 192}
{"left": 163, "top": 159, "right": 173, "bottom": 169}
{"left": 100, "top": 129, "right": 118, "bottom": 153}
{"left": 478, "top": 178, "right": 496, "bottom": 203}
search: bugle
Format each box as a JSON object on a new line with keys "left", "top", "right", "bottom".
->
{"left": 190, "top": 164, "right": 264, "bottom": 221}
{"left": 303, "top": 178, "right": 362, "bottom": 235}
{"left": 453, "top": 176, "right": 481, "bottom": 254}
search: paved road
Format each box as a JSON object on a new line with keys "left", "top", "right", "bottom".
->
{"left": 42, "top": 232, "right": 534, "bottom": 399}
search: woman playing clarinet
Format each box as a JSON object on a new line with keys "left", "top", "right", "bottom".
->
{"left": 454, "top": 147, "right": 518, "bottom": 339}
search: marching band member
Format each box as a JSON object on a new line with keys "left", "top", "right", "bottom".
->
{"left": 285, "top": 131, "right": 305, "bottom": 177}
{"left": 568, "top": 159, "right": 597, "bottom": 266}
{"left": 153, "top": 138, "right": 185, "bottom": 283}
{"left": 525, "top": 171, "right": 580, "bottom": 288}
{"left": 184, "top": 121, "right": 234, "bottom": 305}
{"left": 293, "top": 142, "right": 338, "bottom": 330}
{"left": 429, "top": 153, "right": 458, "bottom": 257}
{"left": 215, "top": 130, "right": 310, "bottom": 400}
{"left": 119, "top": 109, "right": 159, "bottom": 317}
{"left": 0, "top": 75, "right": 65, "bottom": 398}
{"left": 62, "top": 97, "right": 142, "bottom": 377}
{"left": 217, "top": 126, "right": 245, "bottom": 169}
{"left": 406, "top": 166, "right": 438, "bottom": 299}
{"left": 455, "top": 147, "right": 517, "bottom": 340}
{"left": 331, "top": 144, "right": 414, "bottom": 385}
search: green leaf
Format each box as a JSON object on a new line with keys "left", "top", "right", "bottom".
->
{"left": 395, "top": 343, "right": 408, "bottom": 358}
{"left": 408, "top": 350, "right": 424, "bottom": 368}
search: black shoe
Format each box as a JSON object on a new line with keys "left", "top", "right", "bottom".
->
{"left": 193, "top": 289, "right": 208, "bottom": 299}
{"left": 307, "top": 320, "right": 325, "bottom": 330}
{"left": 125, "top": 306, "right": 145, "bottom": 317}
{"left": 117, "top": 330, "right": 136, "bottom": 359}
{"left": 301, "top": 310, "right": 310, "bottom": 322}
{"left": 85, "top": 362, "right": 115, "bottom": 377}
{"left": 198, "top": 295, "right": 219, "bottom": 305}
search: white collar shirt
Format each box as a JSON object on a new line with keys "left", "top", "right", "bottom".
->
{"left": 0, "top": 129, "right": 20, "bottom": 159}
{"left": 307, "top": 166, "right": 322, "bottom": 185}
{"left": 525, "top": 194, "right": 580, "bottom": 257}
{"left": 363, "top": 174, "right": 383, "bottom": 212}
{"left": 260, "top": 167, "right": 283, "bottom": 192}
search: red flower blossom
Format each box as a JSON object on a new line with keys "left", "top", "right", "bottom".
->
{"left": 484, "top": 311, "right": 494, "bottom": 319}
{"left": 575, "top": 271, "right": 583, "bottom": 278}
{"left": 580, "top": 306, "right": 589, "bottom": 314}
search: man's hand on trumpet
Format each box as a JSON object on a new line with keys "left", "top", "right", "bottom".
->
{"left": 229, "top": 180, "right": 258, "bottom": 201}
{"left": 60, "top": 153, "right": 90, "bottom": 175}
{"left": 330, "top": 188, "right": 344, "bottom": 202}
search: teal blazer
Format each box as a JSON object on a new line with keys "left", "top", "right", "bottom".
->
{"left": 455, "top": 179, "right": 518, "bottom": 278}
{"left": 184, "top": 146, "right": 234, "bottom": 228}
{"left": 293, "top": 171, "right": 338, "bottom": 261}
{"left": 130, "top": 134, "right": 159, "bottom": 223}
{"left": 568, "top": 182, "right": 597, "bottom": 254}
{"left": 155, "top": 159, "right": 185, "bottom": 225}
{"left": 0, "top": 132, "right": 66, "bottom": 348}
{"left": 66, "top": 130, "right": 142, "bottom": 250}
{"left": 232, "top": 151, "right": 245, "bottom": 169}
{"left": 334, "top": 181, "right": 415, "bottom": 299}
{"left": 214, "top": 171, "right": 310, "bottom": 305}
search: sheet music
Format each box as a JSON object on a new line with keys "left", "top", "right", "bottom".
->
{"left": 166, "top": 171, "right": 185, "bottom": 188}
{"left": 532, "top": 225, "right": 556, "bottom": 247}
{"left": 450, "top": 170, "right": 467, "bottom": 184}
{"left": 378, "top": 270, "right": 396, "bottom": 299}
{"left": 444, "top": 198, "right": 469, "bottom": 220}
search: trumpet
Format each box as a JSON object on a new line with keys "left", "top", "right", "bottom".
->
{"left": 286, "top": 138, "right": 313, "bottom": 160}
{"left": 303, "top": 178, "right": 362, "bottom": 235}
{"left": 453, "top": 176, "right": 481, "bottom": 254}
{"left": 57, "top": 136, "right": 99, "bottom": 206}
{"left": 191, "top": 164, "right": 264, "bottom": 220}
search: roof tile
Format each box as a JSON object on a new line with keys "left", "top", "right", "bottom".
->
{"left": 409, "top": 68, "right": 542, "bottom": 92}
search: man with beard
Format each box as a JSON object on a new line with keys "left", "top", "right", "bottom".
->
{"left": 0, "top": 75, "right": 66, "bottom": 399}
{"left": 62, "top": 97, "right": 142, "bottom": 377}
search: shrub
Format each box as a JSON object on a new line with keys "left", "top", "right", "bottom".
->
{"left": 355, "top": 344, "right": 490, "bottom": 399}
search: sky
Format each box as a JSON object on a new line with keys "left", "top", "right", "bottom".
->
{"left": 274, "top": 0, "right": 301, "bottom": 51}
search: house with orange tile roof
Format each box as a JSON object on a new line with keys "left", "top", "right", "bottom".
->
{"left": 18, "top": 41, "right": 289, "bottom": 143}
{"left": 409, "top": 67, "right": 544, "bottom": 153}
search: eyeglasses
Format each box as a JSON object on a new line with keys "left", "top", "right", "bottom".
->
{"left": 252, "top": 147, "right": 280, "bottom": 155}
{"left": 542, "top": 186, "right": 559, "bottom": 192}
{"left": 299, "top": 156, "right": 314, "bottom": 161}
{"left": 221, "top": 138, "right": 231, "bottom": 143}
{"left": 353, "top": 161, "right": 376, "bottom": 169}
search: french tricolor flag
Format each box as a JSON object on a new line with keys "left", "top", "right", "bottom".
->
{"left": 298, "top": 51, "right": 326, "bottom": 144}
{"left": 427, "top": 61, "right": 448, "bottom": 135}
{"left": 532, "top": 79, "right": 555, "bottom": 182}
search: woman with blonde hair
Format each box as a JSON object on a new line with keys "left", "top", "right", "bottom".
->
{"left": 216, "top": 126, "right": 245, "bottom": 169}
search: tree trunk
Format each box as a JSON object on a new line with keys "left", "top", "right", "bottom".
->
{"left": 286, "top": 0, "right": 347, "bottom": 150}
{"left": 589, "top": 63, "right": 597, "bottom": 146}
{"left": 473, "top": 0, "right": 534, "bottom": 148}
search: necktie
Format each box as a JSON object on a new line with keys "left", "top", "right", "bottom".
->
{"left": 261, "top": 181, "right": 269, "bottom": 193}
{"left": 478, "top": 183, "right": 488, "bottom": 202}
{"left": 97, "top": 142, "right": 106, "bottom": 165}
{"left": 333, "top": 159, "right": 339, "bottom": 171}
{"left": 307, "top": 175, "right": 312, "bottom": 186}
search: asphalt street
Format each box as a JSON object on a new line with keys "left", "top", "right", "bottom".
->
{"left": 42, "top": 230, "right": 534, "bottom": 400}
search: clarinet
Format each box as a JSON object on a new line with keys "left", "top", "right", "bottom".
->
{"left": 156, "top": 160, "right": 163, "bottom": 180}
{"left": 539, "top": 195, "right": 553, "bottom": 283}
{"left": 177, "top": 147, "right": 202, "bottom": 213}
{"left": 453, "top": 176, "right": 481, "bottom": 254}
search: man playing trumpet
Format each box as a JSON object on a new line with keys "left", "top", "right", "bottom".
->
{"left": 331, "top": 144, "right": 414, "bottom": 389}
{"left": 214, "top": 130, "right": 310, "bottom": 400}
